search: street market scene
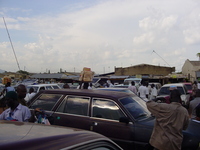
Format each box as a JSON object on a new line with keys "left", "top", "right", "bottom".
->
{"left": 0, "top": 0, "right": 200, "bottom": 150}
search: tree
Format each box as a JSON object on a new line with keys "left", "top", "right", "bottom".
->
{"left": 17, "top": 70, "right": 30, "bottom": 75}
{"left": 196, "top": 53, "right": 200, "bottom": 61}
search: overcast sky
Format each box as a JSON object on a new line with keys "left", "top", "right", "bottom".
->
{"left": 0, "top": 0, "right": 200, "bottom": 74}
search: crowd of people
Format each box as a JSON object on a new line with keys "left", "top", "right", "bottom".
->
{"left": 1, "top": 80, "right": 200, "bottom": 150}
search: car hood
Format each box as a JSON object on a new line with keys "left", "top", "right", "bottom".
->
{"left": 0, "top": 121, "right": 82, "bottom": 144}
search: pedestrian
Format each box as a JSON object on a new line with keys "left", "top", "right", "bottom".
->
{"left": 16, "top": 84, "right": 28, "bottom": 106}
{"left": 150, "top": 84, "right": 157, "bottom": 100}
{"left": 24, "top": 87, "right": 36, "bottom": 102}
{"left": 138, "top": 81, "right": 148, "bottom": 101}
{"left": 88, "top": 83, "right": 93, "bottom": 89}
{"left": 0, "top": 91, "right": 31, "bottom": 122}
{"left": 188, "top": 89, "right": 200, "bottom": 118}
{"left": 106, "top": 80, "right": 114, "bottom": 88}
{"left": 146, "top": 89, "right": 189, "bottom": 150}
{"left": 0, "top": 82, "right": 15, "bottom": 96}
{"left": 83, "top": 82, "right": 89, "bottom": 89}
{"left": 192, "top": 81, "right": 198, "bottom": 97}
{"left": 128, "top": 81, "right": 137, "bottom": 94}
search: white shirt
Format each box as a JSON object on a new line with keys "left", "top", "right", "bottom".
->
{"left": 0, "top": 104, "right": 31, "bottom": 122}
{"left": 198, "top": 83, "right": 200, "bottom": 89}
{"left": 151, "top": 87, "right": 157, "bottom": 97}
{"left": 138, "top": 85, "right": 148, "bottom": 99}
{"left": 25, "top": 93, "right": 36, "bottom": 101}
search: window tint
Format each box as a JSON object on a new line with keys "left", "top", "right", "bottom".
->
{"left": 30, "top": 94, "right": 62, "bottom": 111}
{"left": 57, "top": 96, "right": 89, "bottom": 116}
{"left": 92, "top": 98, "right": 125, "bottom": 121}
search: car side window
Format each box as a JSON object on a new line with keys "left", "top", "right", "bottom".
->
{"left": 52, "top": 86, "right": 59, "bottom": 89}
{"left": 46, "top": 86, "right": 53, "bottom": 90}
{"left": 29, "top": 94, "right": 62, "bottom": 111}
{"left": 56, "top": 96, "right": 89, "bottom": 116}
{"left": 92, "top": 98, "right": 125, "bottom": 121}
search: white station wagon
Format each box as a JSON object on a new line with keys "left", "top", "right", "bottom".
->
{"left": 26, "top": 84, "right": 61, "bottom": 93}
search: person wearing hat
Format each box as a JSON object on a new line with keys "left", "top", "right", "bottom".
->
{"left": 0, "top": 91, "right": 31, "bottom": 122}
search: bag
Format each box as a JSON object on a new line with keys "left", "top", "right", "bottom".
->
{"left": 33, "top": 108, "right": 51, "bottom": 125}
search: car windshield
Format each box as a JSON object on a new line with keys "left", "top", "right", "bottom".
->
{"left": 158, "top": 86, "right": 185, "bottom": 95}
{"left": 185, "top": 84, "right": 192, "bottom": 90}
{"left": 119, "top": 96, "right": 151, "bottom": 121}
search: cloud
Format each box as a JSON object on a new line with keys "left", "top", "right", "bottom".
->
{"left": 0, "top": 0, "right": 200, "bottom": 74}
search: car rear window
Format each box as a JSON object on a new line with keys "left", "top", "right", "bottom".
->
{"left": 158, "top": 86, "right": 185, "bottom": 95}
{"left": 185, "top": 84, "right": 192, "bottom": 90}
{"left": 29, "top": 94, "right": 62, "bottom": 111}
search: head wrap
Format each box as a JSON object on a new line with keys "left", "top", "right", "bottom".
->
{"left": 5, "top": 91, "right": 18, "bottom": 100}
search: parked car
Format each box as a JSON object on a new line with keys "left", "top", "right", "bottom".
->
{"left": 182, "top": 82, "right": 192, "bottom": 94}
{"left": 27, "top": 89, "right": 200, "bottom": 150}
{"left": 0, "top": 120, "right": 122, "bottom": 150}
{"left": 26, "top": 84, "right": 61, "bottom": 94}
{"left": 156, "top": 83, "right": 190, "bottom": 106}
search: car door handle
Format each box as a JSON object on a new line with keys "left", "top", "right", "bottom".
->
{"left": 90, "top": 122, "right": 98, "bottom": 131}
{"left": 93, "top": 122, "right": 98, "bottom": 126}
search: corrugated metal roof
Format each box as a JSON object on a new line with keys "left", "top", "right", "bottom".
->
{"left": 30, "top": 73, "right": 67, "bottom": 79}
{"left": 190, "top": 61, "right": 200, "bottom": 66}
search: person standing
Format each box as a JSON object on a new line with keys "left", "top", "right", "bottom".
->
{"left": 188, "top": 89, "right": 200, "bottom": 118}
{"left": 138, "top": 82, "right": 148, "bottom": 101}
{"left": 16, "top": 84, "right": 27, "bottom": 106}
{"left": 150, "top": 84, "right": 157, "bottom": 100}
{"left": 146, "top": 89, "right": 189, "bottom": 150}
{"left": 192, "top": 81, "right": 198, "bottom": 97}
{"left": 128, "top": 81, "right": 137, "bottom": 94}
{"left": 0, "top": 91, "right": 31, "bottom": 122}
{"left": 24, "top": 87, "right": 36, "bottom": 102}
{"left": 0, "top": 82, "right": 15, "bottom": 96}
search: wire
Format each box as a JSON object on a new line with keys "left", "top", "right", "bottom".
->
{"left": 3, "top": 17, "right": 21, "bottom": 71}
{"left": 152, "top": 50, "right": 171, "bottom": 67}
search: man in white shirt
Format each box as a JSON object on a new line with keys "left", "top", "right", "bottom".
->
{"left": 0, "top": 91, "right": 31, "bottom": 122}
{"left": 138, "top": 82, "right": 149, "bottom": 101}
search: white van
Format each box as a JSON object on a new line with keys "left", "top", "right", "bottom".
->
{"left": 26, "top": 84, "right": 61, "bottom": 94}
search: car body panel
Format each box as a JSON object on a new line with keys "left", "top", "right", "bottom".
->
{"left": 0, "top": 120, "right": 122, "bottom": 150}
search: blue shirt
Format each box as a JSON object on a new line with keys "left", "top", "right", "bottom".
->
{"left": 0, "top": 104, "right": 31, "bottom": 122}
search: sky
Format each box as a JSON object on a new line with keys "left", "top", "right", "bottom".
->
{"left": 0, "top": 0, "right": 200, "bottom": 74}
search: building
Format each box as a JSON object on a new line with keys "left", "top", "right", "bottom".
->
{"left": 182, "top": 59, "right": 200, "bottom": 82}
{"left": 115, "top": 64, "right": 175, "bottom": 77}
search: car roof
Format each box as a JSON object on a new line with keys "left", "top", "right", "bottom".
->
{"left": 33, "top": 89, "right": 133, "bottom": 100}
{"left": 162, "top": 83, "right": 185, "bottom": 87}
{"left": 27, "top": 84, "right": 59, "bottom": 87}
{"left": 0, "top": 120, "right": 121, "bottom": 149}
